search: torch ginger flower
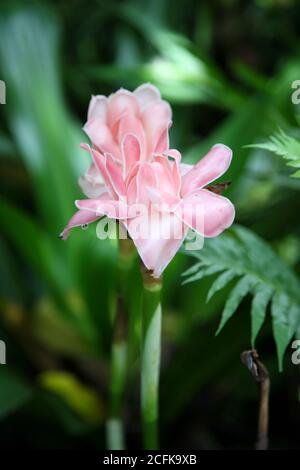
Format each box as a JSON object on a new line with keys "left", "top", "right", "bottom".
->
{"left": 78, "top": 83, "right": 171, "bottom": 198}
{"left": 61, "top": 84, "right": 235, "bottom": 277}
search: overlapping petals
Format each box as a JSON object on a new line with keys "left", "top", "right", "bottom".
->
{"left": 61, "top": 84, "right": 235, "bottom": 277}
{"left": 83, "top": 83, "right": 171, "bottom": 163}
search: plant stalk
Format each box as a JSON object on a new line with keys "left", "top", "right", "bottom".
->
{"left": 140, "top": 264, "right": 162, "bottom": 450}
{"left": 241, "top": 349, "right": 270, "bottom": 450}
{"left": 106, "top": 235, "right": 135, "bottom": 450}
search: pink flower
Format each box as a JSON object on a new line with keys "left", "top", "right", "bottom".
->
{"left": 79, "top": 84, "right": 171, "bottom": 199}
{"left": 61, "top": 85, "right": 235, "bottom": 277}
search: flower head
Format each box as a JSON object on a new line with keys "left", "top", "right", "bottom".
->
{"left": 61, "top": 84, "right": 235, "bottom": 277}
{"left": 79, "top": 84, "right": 171, "bottom": 198}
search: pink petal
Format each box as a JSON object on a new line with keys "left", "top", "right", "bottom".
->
{"left": 176, "top": 189, "right": 235, "bottom": 238}
{"left": 145, "top": 186, "right": 180, "bottom": 208}
{"left": 117, "top": 113, "right": 146, "bottom": 159}
{"left": 181, "top": 144, "right": 232, "bottom": 197}
{"left": 83, "top": 119, "right": 119, "bottom": 157}
{"left": 121, "top": 134, "right": 141, "bottom": 177}
{"left": 180, "top": 162, "right": 193, "bottom": 176}
{"left": 162, "top": 149, "right": 182, "bottom": 196}
{"left": 142, "top": 101, "right": 172, "bottom": 154}
{"left": 151, "top": 156, "right": 178, "bottom": 197}
{"left": 124, "top": 209, "right": 188, "bottom": 277}
{"left": 78, "top": 163, "right": 106, "bottom": 198}
{"left": 154, "top": 123, "right": 171, "bottom": 153}
{"left": 125, "top": 164, "right": 140, "bottom": 204}
{"left": 60, "top": 209, "right": 101, "bottom": 240}
{"left": 85, "top": 162, "right": 103, "bottom": 182}
{"left": 136, "top": 163, "right": 157, "bottom": 205}
{"left": 87, "top": 95, "right": 108, "bottom": 121}
{"left": 82, "top": 144, "right": 118, "bottom": 199}
{"left": 107, "top": 89, "right": 139, "bottom": 128}
{"left": 105, "top": 153, "right": 126, "bottom": 197}
{"left": 133, "top": 83, "right": 161, "bottom": 112}
{"left": 75, "top": 198, "right": 130, "bottom": 219}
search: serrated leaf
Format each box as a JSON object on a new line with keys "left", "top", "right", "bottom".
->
{"left": 251, "top": 284, "right": 273, "bottom": 347}
{"left": 249, "top": 129, "right": 300, "bottom": 178}
{"left": 271, "top": 292, "right": 294, "bottom": 371}
{"left": 216, "top": 275, "right": 257, "bottom": 335}
{"left": 206, "top": 269, "right": 238, "bottom": 302}
{"left": 182, "top": 265, "right": 224, "bottom": 286}
{"left": 288, "top": 303, "right": 300, "bottom": 332}
{"left": 183, "top": 225, "right": 300, "bottom": 370}
{"left": 181, "top": 261, "right": 204, "bottom": 277}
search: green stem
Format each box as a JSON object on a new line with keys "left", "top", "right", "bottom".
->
{"left": 106, "top": 236, "right": 135, "bottom": 450}
{"left": 140, "top": 265, "right": 162, "bottom": 450}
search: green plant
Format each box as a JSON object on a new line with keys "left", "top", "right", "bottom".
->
{"left": 248, "top": 129, "right": 300, "bottom": 178}
{"left": 182, "top": 225, "right": 300, "bottom": 370}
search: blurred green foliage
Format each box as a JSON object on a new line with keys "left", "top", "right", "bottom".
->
{"left": 0, "top": 0, "right": 300, "bottom": 450}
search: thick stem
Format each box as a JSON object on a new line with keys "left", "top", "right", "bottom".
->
{"left": 140, "top": 265, "right": 162, "bottom": 450}
{"left": 106, "top": 236, "right": 135, "bottom": 450}
{"left": 106, "top": 295, "right": 127, "bottom": 450}
{"left": 241, "top": 349, "right": 270, "bottom": 451}
{"left": 256, "top": 370, "right": 270, "bottom": 450}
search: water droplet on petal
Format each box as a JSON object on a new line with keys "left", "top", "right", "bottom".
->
{"left": 81, "top": 224, "right": 88, "bottom": 231}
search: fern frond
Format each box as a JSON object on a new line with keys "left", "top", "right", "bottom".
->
{"left": 216, "top": 274, "right": 257, "bottom": 335}
{"left": 182, "top": 225, "right": 300, "bottom": 370}
{"left": 206, "top": 269, "right": 237, "bottom": 302}
{"left": 248, "top": 129, "right": 300, "bottom": 178}
{"left": 250, "top": 284, "right": 273, "bottom": 348}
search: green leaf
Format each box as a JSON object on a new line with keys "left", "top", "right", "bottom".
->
{"left": 182, "top": 265, "right": 224, "bottom": 286}
{"left": 181, "top": 261, "right": 204, "bottom": 278}
{"left": 38, "top": 371, "right": 104, "bottom": 424}
{"left": 0, "top": 198, "right": 71, "bottom": 298}
{"left": 248, "top": 129, "right": 300, "bottom": 178}
{"left": 288, "top": 303, "right": 300, "bottom": 333}
{"left": 0, "top": 368, "right": 33, "bottom": 419}
{"left": 184, "top": 99, "right": 271, "bottom": 197}
{"left": 216, "top": 274, "right": 257, "bottom": 335}
{"left": 250, "top": 284, "right": 273, "bottom": 347}
{"left": 0, "top": 7, "right": 85, "bottom": 234}
{"left": 0, "top": 8, "right": 119, "bottom": 351}
{"left": 291, "top": 169, "right": 300, "bottom": 178}
{"left": 0, "top": 237, "right": 24, "bottom": 301}
{"left": 88, "top": 4, "right": 244, "bottom": 110}
{"left": 206, "top": 269, "right": 238, "bottom": 302}
{"left": 0, "top": 198, "right": 98, "bottom": 348}
{"left": 271, "top": 292, "right": 294, "bottom": 371}
{"left": 182, "top": 225, "right": 300, "bottom": 369}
